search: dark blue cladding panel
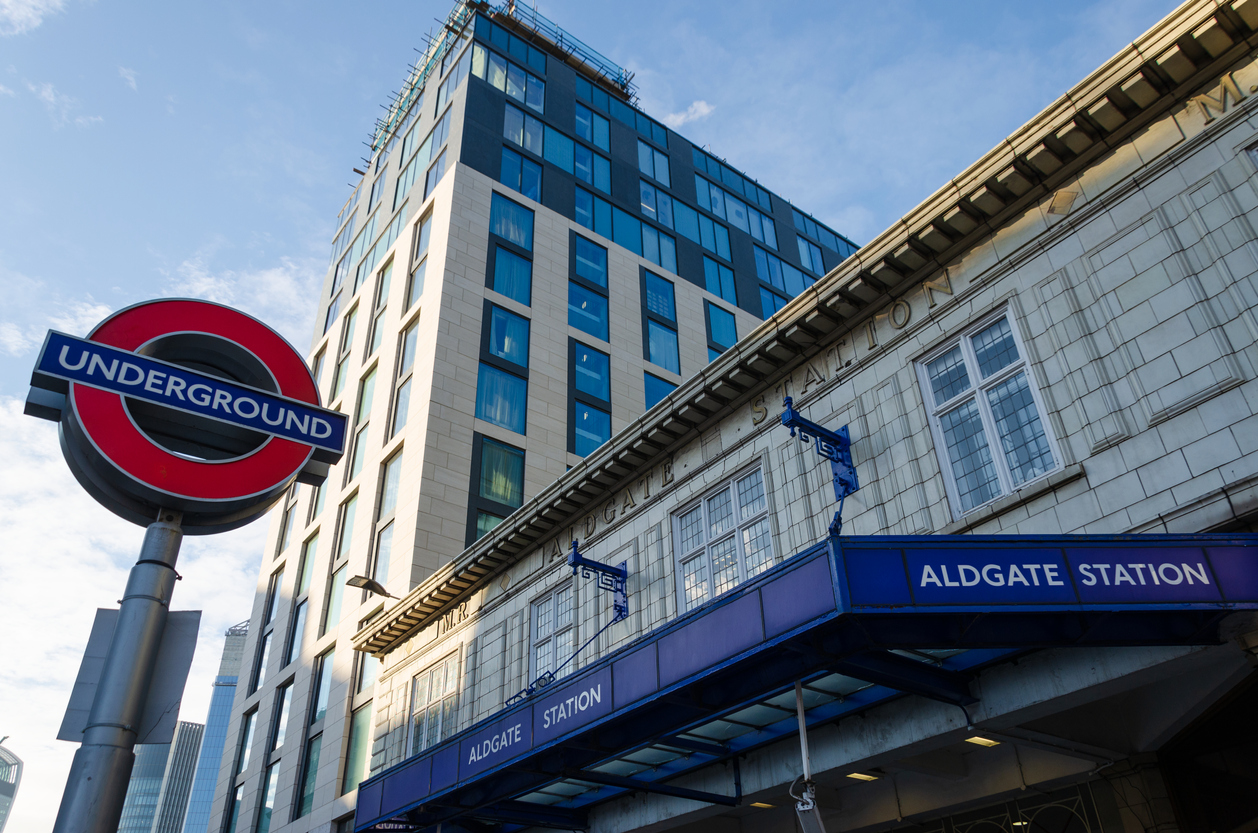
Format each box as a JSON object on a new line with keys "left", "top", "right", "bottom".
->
{"left": 534, "top": 667, "right": 613, "bottom": 745}
{"left": 380, "top": 757, "right": 430, "bottom": 817}
{"left": 613, "top": 644, "right": 657, "bottom": 708}
{"left": 762, "top": 554, "right": 836, "bottom": 636}
{"left": 356, "top": 778, "right": 382, "bottom": 828}
{"left": 1066, "top": 548, "right": 1221, "bottom": 603}
{"left": 1208, "top": 548, "right": 1258, "bottom": 601}
{"left": 459, "top": 707, "right": 532, "bottom": 779}
{"left": 845, "top": 547, "right": 912, "bottom": 608}
{"left": 906, "top": 548, "right": 1076, "bottom": 605}
{"left": 658, "top": 593, "right": 764, "bottom": 687}
{"left": 430, "top": 744, "right": 460, "bottom": 793}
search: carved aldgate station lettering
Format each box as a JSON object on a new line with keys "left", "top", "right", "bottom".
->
{"left": 466, "top": 722, "right": 524, "bottom": 765}
{"left": 541, "top": 683, "right": 603, "bottom": 730}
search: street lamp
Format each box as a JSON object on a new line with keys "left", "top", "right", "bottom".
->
{"left": 347, "top": 575, "right": 396, "bottom": 598}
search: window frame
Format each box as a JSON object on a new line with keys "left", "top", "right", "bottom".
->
{"left": 529, "top": 580, "right": 577, "bottom": 684}
{"left": 569, "top": 338, "right": 612, "bottom": 457}
{"left": 406, "top": 212, "right": 432, "bottom": 310}
{"left": 407, "top": 651, "right": 461, "bottom": 757}
{"left": 641, "top": 269, "right": 680, "bottom": 377}
{"left": 568, "top": 229, "right": 609, "bottom": 343}
{"left": 671, "top": 464, "right": 776, "bottom": 613}
{"left": 389, "top": 316, "right": 420, "bottom": 439}
{"left": 465, "top": 433, "right": 525, "bottom": 546}
{"left": 915, "top": 309, "right": 1061, "bottom": 520}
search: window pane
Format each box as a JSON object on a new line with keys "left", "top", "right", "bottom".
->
{"left": 287, "top": 602, "right": 307, "bottom": 665}
{"left": 480, "top": 438, "right": 524, "bottom": 508}
{"left": 297, "top": 735, "right": 322, "bottom": 817}
{"left": 272, "top": 686, "right": 292, "bottom": 751}
{"left": 543, "top": 126, "right": 574, "bottom": 173}
{"left": 972, "top": 317, "right": 1019, "bottom": 377}
{"left": 490, "top": 306, "right": 530, "bottom": 367}
{"left": 653, "top": 149, "right": 670, "bottom": 187}
{"left": 392, "top": 378, "right": 412, "bottom": 437}
{"left": 297, "top": 534, "right": 317, "bottom": 597}
{"left": 707, "top": 303, "right": 737, "bottom": 350}
{"left": 490, "top": 193, "right": 534, "bottom": 250}
{"left": 926, "top": 345, "right": 970, "bottom": 406}
{"left": 637, "top": 140, "right": 653, "bottom": 177}
{"left": 742, "top": 518, "right": 774, "bottom": 577}
{"left": 644, "top": 372, "right": 676, "bottom": 409}
{"left": 555, "top": 586, "right": 573, "bottom": 629}
{"left": 647, "top": 321, "right": 679, "bottom": 374}
{"left": 986, "top": 372, "right": 1054, "bottom": 486}
{"left": 380, "top": 452, "right": 403, "bottom": 518}
{"left": 520, "top": 157, "right": 541, "bottom": 202}
{"left": 324, "top": 566, "right": 347, "bottom": 633}
{"left": 475, "top": 363, "right": 527, "bottom": 434}
{"left": 574, "top": 343, "right": 610, "bottom": 400}
{"left": 493, "top": 247, "right": 533, "bottom": 306}
{"left": 476, "top": 510, "right": 505, "bottom": 539}
{"left": 682, "top": 556, "right": 709, "bottom": 610}
{"left": 573, "top": 403, "right": 611, "bottom": 456}
{"left": 313, "top": 650, "right": 334, "bottom": 723}
{"left": 236, "top": 712, "right": 256, "bottom": 774}
{"left": 940, "top": 399, "right": 1001, "bottom": 512}
{"left": 253, "top": 632, "right": 271, "bottom": 692}
{"left": 341, "top": 703, "right": 373, "bottom": 795}
{"left": 535, "top": 595, "right": 553, "bottom": 638}
{"left": 644, "top": 273, "right": 676, "bottom": 321}
{"left": 707, "top": 489, "right": 734, "bottom": 538}
{"left": 678, "top": 506, "right": 703, "bottom": 553}
{"left": 374, "top": 522, "right": 393, "bottom": 584}
{"left": 568, "top": 282, "right": 609, "bottom": 341}
{"left": 257, "top": 765, "right": 279, "bottom": 833}
{"left": 711, "top": 537, "right": 739, "bottom": 596}
{"left": 356, "top": 369, "right": 376, "bottom": 425}
{"left": 336, "top": 496, "right": 357, "bottom": 560}
{"left": 408, "top": 258, "right": 426, "bottom": 307}
{"left": 574, "top": 237, "right": 607, "bottom": 287}
{"left": 736, "top": 470, "right": 766, "bottom": 519}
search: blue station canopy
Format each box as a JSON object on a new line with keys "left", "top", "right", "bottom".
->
{"left": 355, "top": 533, "right": 1258, "bottom": 832}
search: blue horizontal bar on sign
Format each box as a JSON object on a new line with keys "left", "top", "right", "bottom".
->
{"left": 33, "top": 331, "right": 346, "bottom": 456}
{"left": 838, "top": 537, "right": 1258, "bottom": 609}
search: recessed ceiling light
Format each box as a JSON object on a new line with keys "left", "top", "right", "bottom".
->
{"left": 846, "top": 772, "right": 880, "bottom": 781}
{"left": 965, "top": 736, "right": 1000, "bottom": 747}
{"left": 750, "top": 802, "right": 775, "bottom": 808}
{"left": 1012, "top": 822, "right": 1027, "bottom": 826}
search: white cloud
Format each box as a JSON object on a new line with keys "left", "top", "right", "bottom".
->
{"left": 0, "top": 0, "right": 65, "bottom": 36}
{"left": 27, "top": 80, "right": 100, "bottom": 129}
{"left": 0, "top": 397, "right": 269, "bottom": 830}
{"left": 661, "top": 99, "right": 715, "bottom": 129}
{"left": 0, "top": 82, "right": 14, "bottom": 97}
{"left": 118, "top": 66, "right": 137, "bottom": 91}
{"left": 0, "top": 264, "right": 111, "bottom": 358}
{"left": 163, "top": 254, "right": 323, "bottom": 353}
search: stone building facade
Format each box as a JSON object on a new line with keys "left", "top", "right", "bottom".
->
{"left": 352, "top": 1, "right": 1258, "bottom": 830}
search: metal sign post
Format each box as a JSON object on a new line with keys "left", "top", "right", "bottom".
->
{"left": 26, "top": 300, "right": 346, "bottom": 833}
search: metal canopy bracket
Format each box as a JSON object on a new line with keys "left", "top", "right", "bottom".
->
{"left": 780, "top": 397, "right": 859, "bottom": 536}
{"left": 506, "top": 540, "right": 630, "bottom": 705}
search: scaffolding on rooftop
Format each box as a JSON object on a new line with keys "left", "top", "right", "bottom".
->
{"left": 368, "top": 0, "right": 638, "bottom": 155}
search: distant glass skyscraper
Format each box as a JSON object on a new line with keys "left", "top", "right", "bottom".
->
{"left": 0, "top": 741, "right": 21, "bottom": 833}
{"left": 117, "top": 722, "right": 204, "bottom": 833}
{"left": 181, "top": 621, "right": 249, "bottom": 833}
{"left": 152, "top": 722, "right": 204, "bottom": 833}
{"left": 117, "top": 742, "right": 171, "bottom": 833}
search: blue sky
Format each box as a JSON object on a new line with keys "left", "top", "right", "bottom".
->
{"left": 0, "top": 0, "right": 1176, "bottom": 827}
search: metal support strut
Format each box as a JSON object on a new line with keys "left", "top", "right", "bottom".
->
{"left": 780, "top": 397, "right": 859, "bottom": 536}
{"left": 506, "top": 540, "right": 629, "bottom": 704}
{"left": 53, "top": 510, "right": 184, "bottom": 833}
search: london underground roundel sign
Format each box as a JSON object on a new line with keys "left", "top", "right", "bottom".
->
{"left": 26, "top": 299, "right": 347, "bottom": 533}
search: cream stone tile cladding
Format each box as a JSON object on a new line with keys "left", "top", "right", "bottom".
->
{"left": 356, "top": 11, "right": 1258, "bottom": 794}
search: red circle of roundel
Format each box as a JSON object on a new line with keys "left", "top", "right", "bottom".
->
{"left": 72, "top": 300, "right": 319, "bottom": 502}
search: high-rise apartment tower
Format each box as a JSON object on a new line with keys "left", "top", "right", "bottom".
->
{"left": 210, "top": 3, "right": 856, "bottom": 831}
